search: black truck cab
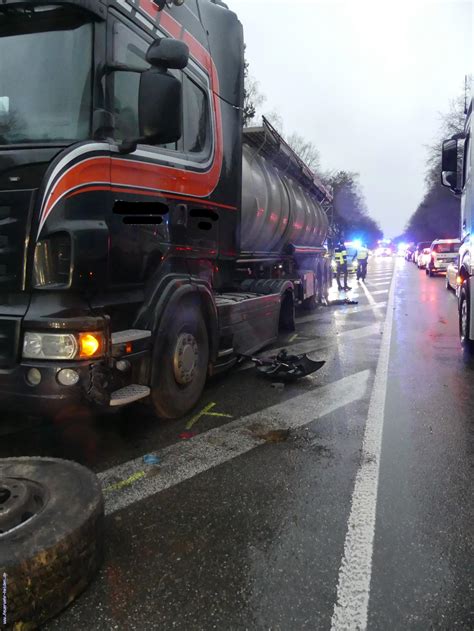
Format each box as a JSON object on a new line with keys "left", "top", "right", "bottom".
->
{"left": 0, "top": 0, "right": 248, "bottom": 417}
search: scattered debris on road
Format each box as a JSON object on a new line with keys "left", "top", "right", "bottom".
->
{"left": 239, "top": 349, "right": 325, "bottom": 382}
{"left": 143, "top": 454, "right": 161, "bottom": 466}
{"left": 326, "top": 298, "right": 359, "bottom": 306}
{"left": 179, "top": 430, "right": 198, "bottom": 440}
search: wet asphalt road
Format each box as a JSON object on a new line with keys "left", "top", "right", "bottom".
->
{"left": 2, "top": 258, "right": 473, "bottom": 630}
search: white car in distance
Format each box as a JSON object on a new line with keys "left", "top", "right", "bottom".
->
{"left": 426, "top": 239, "right": 461, "bottom": 277}
{"left": 417, "top": 248, "right": 431, "bottom": 269}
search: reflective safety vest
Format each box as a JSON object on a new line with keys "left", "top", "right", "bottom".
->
{"left": 357, "top": 247, "right": 369, "bottom": 260}
{"left": 335, "top": 248, "right": 347, "bottom": 265}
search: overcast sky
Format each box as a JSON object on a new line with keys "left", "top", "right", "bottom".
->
{"left": 232, "top": 0, "right": 473, "bottom": 238}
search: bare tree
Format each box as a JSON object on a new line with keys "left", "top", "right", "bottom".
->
{"left": 286, "top": 132, "right": 320, "bottom": 171}
{"left": 323, "top": 170, "right": 382, "bottom": 245}
{"left": 402, "top": 81, "right": 470, "bottom": 243}
{"left": 243, "top": 46, "right": 266, "bottom": 127}
{"left": 264, "top": 109, "right": 284, "bottom": 134}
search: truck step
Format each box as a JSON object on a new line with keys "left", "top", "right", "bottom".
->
{"left": 111, "top": 329, "right": 152, "bottom": 345}
{"left": 110, "top": 385, "right": 150, "bottom": 407}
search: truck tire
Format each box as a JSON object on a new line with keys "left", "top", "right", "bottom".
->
{"left": 459, "top": 286, "right": 474, "bottom": 354}
{"left": 0, "top": 457, "right": 104, "bottom": 630}
{"left": 150, "top": 299, "right": 209, "bottom": 419}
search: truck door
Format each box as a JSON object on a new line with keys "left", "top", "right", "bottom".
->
{"left": 108, "top": 16, "right": 218, "bottom": 285}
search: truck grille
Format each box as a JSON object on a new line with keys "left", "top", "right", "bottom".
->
{"left": 0, "top": 190, "right": 33, "bottom": 291}
{"left": 0, "top": 318, "right": 20, "bottom": 368}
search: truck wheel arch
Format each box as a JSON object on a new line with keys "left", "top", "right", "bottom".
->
{"left": 137, "top": 276, "right": 218, "bottom": 364}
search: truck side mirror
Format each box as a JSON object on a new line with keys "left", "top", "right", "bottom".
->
{"left": 139, "top": 69, "right": 182, "bottom": 145}
{"left": 441, "top": 138, "right": 459, "bottom": 191}
{"left": 115, "top": 38, "right": 189, "bottom": 153}
{"left": 146, "top": 38, "right": 189, "bottom": 70}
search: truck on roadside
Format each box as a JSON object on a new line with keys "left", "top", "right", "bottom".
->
{"left": 441, "top": 91, "right": 472, "bottom": 350}
{"left": 0, "top": 0, "right": 333, "bottom": 419}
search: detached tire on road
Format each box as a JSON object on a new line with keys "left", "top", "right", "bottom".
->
{"left": 0, "top": 458, "right": 104, "bottom": 630}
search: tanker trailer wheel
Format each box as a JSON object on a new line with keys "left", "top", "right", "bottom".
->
{"left": 150, "top": 298, "right": 209, "bottom": 419}
{"left": 304, "top": 265, "right": 321, "bottom": 310}
{"left": 0, "top": 457, "right": 104, "bottom": 630}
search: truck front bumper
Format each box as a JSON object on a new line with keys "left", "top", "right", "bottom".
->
{"left": 0, "top": 353, "right": 149, "bottom": 416}
{"left": 0, "top": 361, "right": 106, "bottom": 415}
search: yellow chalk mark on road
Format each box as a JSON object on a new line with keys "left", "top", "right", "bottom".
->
{"left": 104, "top": 470, "right": 146, "bottom": 493}
{"left": 186, "top": 402, "right": 233, "bottom": 429}
{"left": 207, "top": 412, "right": 233, "bottom": 418}
{"left": 289, "top": 334, "right": 298, "bottom": 343}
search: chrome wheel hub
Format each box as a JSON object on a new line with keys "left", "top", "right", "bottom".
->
{"left": 173, "top": 333, "right": 199, "bottom": 385}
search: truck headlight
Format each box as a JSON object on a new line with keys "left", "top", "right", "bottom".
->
{"left": 23, "top": 332, "right": 105, "bottom": 360}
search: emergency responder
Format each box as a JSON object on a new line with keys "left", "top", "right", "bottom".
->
{"left": 355, "top": 244, "right": 369, "bottom": 281}
{"left": 334, "top": 240, "right": 351, "bottom": 291}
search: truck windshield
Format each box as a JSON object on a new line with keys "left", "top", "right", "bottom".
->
{"left": 0, "top": 6, "right": 92, "bottom": 145}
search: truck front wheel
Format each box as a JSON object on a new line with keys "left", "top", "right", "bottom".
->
{"left": 151, "top": 300, "right": 209, "bottom": 419}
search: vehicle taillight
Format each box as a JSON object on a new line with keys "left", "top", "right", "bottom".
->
{"left": 456, "top": 275, "right": 462, "bottom": 286}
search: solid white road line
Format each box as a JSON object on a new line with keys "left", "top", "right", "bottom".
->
{"left": 370, "top": 289, "right": 389, "bottom": 295}
{"left": 100, "top": 369, "right": 371, "bottom": 516}
{"left": 330, "top": 259, "right": 397, "bottom": 631}
{"left": 238, "top": 323, "right": 382, "bottom": 372}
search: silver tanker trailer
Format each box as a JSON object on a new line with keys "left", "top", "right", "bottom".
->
{"left": 236, "top": 117, "right": 333, "bottom": 309}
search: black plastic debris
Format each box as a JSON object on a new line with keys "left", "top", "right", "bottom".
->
{"left": 326, "top": 298, "right": 358, "bottom": 306}
{"left": 240, "top": 349, "right": 325, "bottom": 382}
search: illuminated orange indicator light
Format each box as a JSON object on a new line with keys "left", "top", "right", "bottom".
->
{"left": 79, "top": 333, "right": 103, "bottom": 358}
{"left": 125, "top": 343, "right": 133, "bottom": 354}
{"left": 456, "top": 275, "right": 463, "bottom": 286}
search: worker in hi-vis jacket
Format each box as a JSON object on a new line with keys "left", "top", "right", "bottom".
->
{"left": 334, "top": 240, "right": 351, "bottom": 291}
{"left": 355, "top": 244, "right": 369, "bottom": 281}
